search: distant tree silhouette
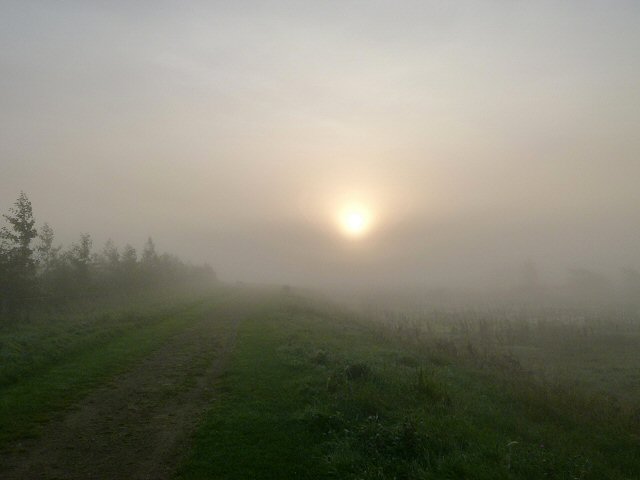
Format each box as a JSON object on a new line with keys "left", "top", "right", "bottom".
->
{"left": 142, "top": 237, "right": 158, "bottom": 264}
{"left": 36, "top": 223, "right": 59, "bottom": 273}
{"left": 67, "top": 234, "right": 93, "bottom": 289}
{"left": 101, "top": 239, "right": 120, "bottom": 270}
{"left": 0, "top": 192, "right": 218, "bottom": 317}
{"left": 141, "top": 237, "right": 159, "bottom": 287}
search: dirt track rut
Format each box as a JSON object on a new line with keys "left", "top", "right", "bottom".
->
{"left": 1, "top": 301, "right": 242, "bottom": 480}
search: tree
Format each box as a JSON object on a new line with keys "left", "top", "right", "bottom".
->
{"left": 121, "top": 244, "right": 137, "bottom": 266}
{"left": 1, "top": 191, "right": 218, "bottom": 310}
{"left": 36, "top": 223, "right": 60, "bottom": 273}
{"left": 141, "top": 237, "right": 158, "bottom": 264}
{"left": 68, "top": 233, "right": 93, "bottom": 281}
{"left": 96, "top": 239, "right": 121, "bottom": 292}
{"left": 141, "top": 237, "right": 159, "bottom": 285}
{"left": 0, "top": 192, "right": 38, "bottom": 312}
{"left": 35, "top": 223, "right": 62, "bottom": 300}
{"left": 0, "top": 227, "right": 10, "bottom": 314}
{"left": 102, "top": 239, "right": 120, "bottom": 269}
{"left": 120, "top": 244, "right": 138, "bottom": 287}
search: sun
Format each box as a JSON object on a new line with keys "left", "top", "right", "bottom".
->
{"left": 338, "top": 205, "right": 372, "bottom": 238}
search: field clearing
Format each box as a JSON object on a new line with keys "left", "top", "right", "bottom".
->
{"left": 361, "top": 304, "right": 640, "bottom": 403}
{"left": 177, "top": 294, "right": 640, "bottom": 479}
{"left": 510, "top": 332, "right": 640, "bottom": 401}
{"left": 1, "top": 288, "right": 639, "bottom": 479}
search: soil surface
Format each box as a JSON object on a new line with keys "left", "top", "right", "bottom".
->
{"left": 0, "top": 302, "right": 241, "bottom": 480}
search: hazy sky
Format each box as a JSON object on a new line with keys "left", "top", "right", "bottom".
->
{"left": 2, "top": 1, "right": 639, "bottom": 288}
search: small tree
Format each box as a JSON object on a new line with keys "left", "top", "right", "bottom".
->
{"left": 0, "top": 192, "right": 38, "bottom": 312}
{"left": 121, "top": 244, "right": 138, "bottom": 288}
{"left": 0, "top": 228, "right": 10, "bottom": 314}
{"left": 96, "top": 239, "right": 121, "bottom": 292}
{"left": 68, "top": 233, "right": 93, "bottom": 283}
{"left": 35, "top": 223, "right": 62, "bottom": 300}
{"left": 102, "top": 239, "right": 120, "bottom": 269}
{"left": 37, "top": 223, "right": 60, "bottom": 273}
{"left": 141, "top": 237, "right": 158, "bottom": 264}
{"left": 141, "top": 237, "right": 159, "bottom": 285}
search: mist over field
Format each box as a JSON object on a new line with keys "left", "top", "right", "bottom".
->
{"left": 4, "top": 3, "right": 640, "bottom": 479}
{"left": 2, "top": 1, "right": 639, "bottom": 294}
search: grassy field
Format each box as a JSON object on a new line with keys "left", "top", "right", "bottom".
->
{"left": 1, "top": 288, "right": 639, "bottom": 479}
{"left": 177, "top": 294, "right": 640, "bottom": 479}
{"left": 0, "top": 288, "right": 232, "bottom": 449}
{"left": 364, "top": 305, "right": 640, "bottom": 402}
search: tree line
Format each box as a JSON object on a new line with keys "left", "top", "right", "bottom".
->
{"left": 0, "top": 192, "right": 216, "bottom": 314}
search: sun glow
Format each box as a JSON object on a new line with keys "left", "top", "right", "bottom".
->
{"left": 339, "top": 205, "right": 373, "bottom": 238}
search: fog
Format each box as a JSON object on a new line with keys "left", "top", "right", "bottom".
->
{"left": 2, "top": 1, "right": 639, "bottom": 292}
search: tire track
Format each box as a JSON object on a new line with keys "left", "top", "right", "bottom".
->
{"left": 0, "top": 299, "right": 246, "bottom": 480}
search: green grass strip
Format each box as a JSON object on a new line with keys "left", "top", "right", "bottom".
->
{"left": 176, "top": 308, "right": 330, "bottom": 479}
{"left": 177, "top": 296, "right": 640, "bottom": 479}
{"left": 0, "top": 298, "right": 214, "bottom": 449}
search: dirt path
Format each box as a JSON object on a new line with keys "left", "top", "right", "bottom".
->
{"left": 0, "top": 301, "right": 243, "bottom": 480}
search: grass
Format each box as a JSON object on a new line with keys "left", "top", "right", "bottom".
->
{"left": 177, "top": 294, "right": 640, "bottom": 479}
{"left": 0, "top": 287, "right": 217, "bottom": 387}
{"left": 364, "top": 304, "right": 640, "bottom": 401}
{"left": 176, "top": 301, "right": 330, "bottom": 479}
{"left": 2, "top": 288, "right": 639, "bottom": 478}
{"left": 0, "top": 288, "right": 226, "bottom": 449}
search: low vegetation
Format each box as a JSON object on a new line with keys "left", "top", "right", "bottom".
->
{"left": 0, "top": 290, "right": 227, "bottom": 449}
{"left": 364, "top": 303, "right": 640, "bottom": 402}
{"left": 176, "top": 293, "right": 640, "bottom": 479}
{"left": 2, "top": 287, "right": 639, "bottom": 478}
